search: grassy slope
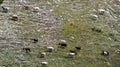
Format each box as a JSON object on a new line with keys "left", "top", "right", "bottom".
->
{"left": 0, "top": 0, "right": 120, "bottom": 67}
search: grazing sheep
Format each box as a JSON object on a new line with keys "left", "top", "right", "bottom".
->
{"left": 69, "top": 50, "right": 77, "bottom": 55}
{"left": 11, "top": 14, "right": 18, "bottom": 21}
{"left": 98, "top": 9, "right": 106, "bottom": 15}
{"left": 39, "top": 52, "right": 46, "bottom": 58}
{"left": 31, "top": 38, "right": 38, "bottom": 43}
{"left": 59, "top": 40, "right": 67, "bottom": 48}
{"left": 98, "top": 9, "right": 115, "bottom": 20}
{"left": 40, "top": 61, "right": 48, "bottom": 67}
{"left": 33, "top": 7, "right": 40, "bottom": 12}
{"left": 47, "top": 47, "right": 54, "bottom": 52}
{"left": 1, "top": 6, "right": 10, "bottom": 13}
{"left": 90, "top": 14, "right": 98, "bottom": 20}
{"left": 23, "top": 5, "right": 30, "bottom": 10}
{"left": 101, "top": 51, "right": 109, "bottom": 56}
{"left": 23, "top": 47, "right": 31, "bottom": 53}
{"left": 67, "top": 52, "right": 76, "bottom": 58}
{"left": 75, "top": 47, "right": 81, "bottom": 51}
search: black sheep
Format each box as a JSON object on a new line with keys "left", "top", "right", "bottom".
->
{"left": 75, "top": 47, "right": 81, "bottom": 50}
{"left": 31, "top": 38, "right": 38, "bottom": 43}
{"left": 23, "top": 47, "right": 31, "bottom": 53}
{"left": 59, "top": 42, "right": 67, "bottom": 47}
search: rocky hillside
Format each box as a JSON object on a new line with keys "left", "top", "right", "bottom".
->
{"left": 0, "top": 0, "right": 120, "bottom": 67}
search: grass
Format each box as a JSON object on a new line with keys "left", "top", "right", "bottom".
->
{"left": 0, "top": 0, "right": 120, "bottom": 67}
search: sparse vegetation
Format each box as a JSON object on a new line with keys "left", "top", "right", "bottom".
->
{"left": 0, "top": 0, "right": 120, "bottom": 67}
{"left": 0, "top": 0, "right": 4, "bottom": 4}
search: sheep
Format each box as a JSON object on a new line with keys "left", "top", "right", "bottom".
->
{"left": 69, "top": 50, "right": 77, "bottom": 55}
{"left": 98, "top": 9, "right": 115, "bottom": 20}
{"left": 31, "top": 38, "right": 38, "bottom": 43}
{"left": 67, "top": 52, "right": 76, "bottom": 58}
{"left": 39, "top": 52, "right": 46, "bottom": 58}
{"left": 98, "top": 9, "right": 106, "bottom": 15}
{"left": 33, "top": 7, "right": 40, "bottom": 12}
{"left": 22, "top": 47, "right": 31, "bottom": 53}
{"left": 23, "top": 5, "right": 30, "bottom": 10}
{"left": 101, "top": 51, "right": 109, "bottom": 56}
{"left": 47, "top": 47, "right": 54, "bottom": 52}
{"left": 59, "top": 40, "right": 67, "bottom": 48}
{"left": 90, "top": 14, "right": 98, "bottom": 20}
{"left": 75, "top": 47, "right": 81, "bottom": 51}
{"left": 1, "top": 6, "right": 10, "bottom": 13}
{"left": 11, "top": 14, "right": 18, "bottom": 21}
{"left": 40, "top": 61, "right": 48, "bottom": 67}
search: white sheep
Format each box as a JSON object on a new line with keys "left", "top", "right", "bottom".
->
{"left": 40, "top": 52, "right": 46, "bottom": 58}
{"left": 98, "top": 9, "right": 106, "bottom": 15}
{"left": 40, "top": 61, "right": 48, "bottom": 66}
{"left": 60, "top": 39, "right": 67, "bottom": 43}
{"left": 90, "top": 14, "right": 98, "bottom": 20}
{"left": 11, "top": 14, "right": 18, "bottom": 21}
{"left": 47, "top": 47, "right": 54, "bottom": 52}
{"left": 98, "top": 9, "right": 116, "bottom": 20}
{"left": 33, "top": 7, "right": 40, "bottom": 12}
{"left": 67, "top": 52, "right": 76, "bottom": 58}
